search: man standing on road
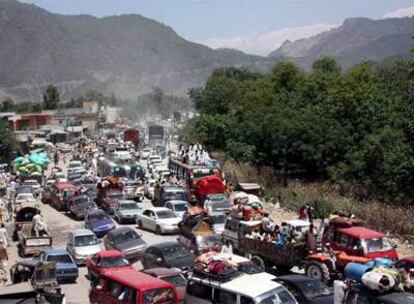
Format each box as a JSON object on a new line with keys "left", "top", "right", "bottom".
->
{"left": 54, "top": 152, "right": 59, "bottom": 167}
{"left": 0, "top": 223, "right": 8, "bottom": 247}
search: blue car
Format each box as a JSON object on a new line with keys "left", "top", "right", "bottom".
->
{"left": 40, "top": 249, "right": 78, "bottom": 283}
{"left": 85, "top": 209, "right": 116, "bottom": 237}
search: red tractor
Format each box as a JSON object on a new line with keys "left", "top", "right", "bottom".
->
{"left": 304, "top": 219, "right": 398, "bottom": 283}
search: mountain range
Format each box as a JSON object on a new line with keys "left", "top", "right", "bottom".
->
{"left": 269, "top": 16, "right": 414, "bottom": 70}
{"left": 0, "top": 0, "right": 414, "bottom": 101}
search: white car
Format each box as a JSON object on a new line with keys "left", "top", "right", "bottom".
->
{"left": 140, "top": 148, "right": 152, "bottom": 160}
{"left": 164, "top": 200, "right": 188, "bottom": 219}
{"left": 186, "top": 269, "right": 298, "bottom": 304}
{"left": 67, "top": 160, "right": 84, "bottom": 174}
{"left": 66, "top": 229, "right": 101, "bottom": 265}
{"left": 136, "top": 207, "right": 181, "bottom": 234}
{"left": 22, "top": 180, "right": 41, "bottom": 195}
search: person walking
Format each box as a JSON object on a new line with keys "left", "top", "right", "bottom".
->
{"left": 54, "top": 152, "right": 59, "bottom": 167}
{"left": 0, "top": 224, "right": 8, "bottom": 248}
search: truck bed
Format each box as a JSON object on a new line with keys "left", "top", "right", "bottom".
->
{"left": 239, "top": 237, "right": 307, "bottom": 268}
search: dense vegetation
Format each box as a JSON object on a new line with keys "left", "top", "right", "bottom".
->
{"left": 185, "top": 57, "right": 414, "bottom": 204}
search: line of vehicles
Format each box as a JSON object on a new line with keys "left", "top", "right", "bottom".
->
{"left": 3, "top": 122, "right": 414, "bottom": 304}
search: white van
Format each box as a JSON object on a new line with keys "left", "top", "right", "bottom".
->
{"left": 186, "top": 272, "right": 297, "bottom": 304}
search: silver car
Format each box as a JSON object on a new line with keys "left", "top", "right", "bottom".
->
{"left": 113, "top": 200, "right": 142, "bottom": 224}
{"left": 136, "top": 207, "right": 181, "bottom": 235}
{"left": 66, "top": 229, "right": 101, "bottom": 265}
{"left": 164, "top": 200, "right": 188, "bottom": 219}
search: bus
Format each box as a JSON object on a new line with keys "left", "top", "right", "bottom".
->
{"left": 97, "top": 158, "right": 144, "bottom": 180}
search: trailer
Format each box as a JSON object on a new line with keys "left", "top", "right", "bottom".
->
{"left": 238, "top": 237, "right": 308, "bottom": 272}
{"left": 18, "top": 224, "right": 52, "bottom": 257}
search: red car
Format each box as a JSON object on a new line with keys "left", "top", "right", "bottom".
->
{"left": 86, "top": 250, "right": 132, "bottom": 280}
{"left": 50, "top": 182, "right": 77, "bottom": 211}
{"left": 89, "top": 269, "right": 178, "bottom": 304}
{"left": 143, "top": 268, "right": 187, "bottom": 302}
{"left": 99, "top": 191, "right": 125, "bottom": 214}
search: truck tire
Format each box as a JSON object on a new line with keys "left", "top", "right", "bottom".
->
{"left": 250, "top": 255, "right": 267, "bottom": 271}
{"left": 276, "top": 264, "right": 292, "bottom": 273}
{"left": 305, "top": 261, "right": 330, "bottom": 284}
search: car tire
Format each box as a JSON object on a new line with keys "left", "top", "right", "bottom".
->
{"left": 155, "top": 225, "right": 162, "bottom": 235}
{"left": 138, "top": 220, "right": 143, "bottom": 229}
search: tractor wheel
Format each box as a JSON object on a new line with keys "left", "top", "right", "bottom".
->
{"left": 305, "top": 261, "right": 330, "bottom": 284}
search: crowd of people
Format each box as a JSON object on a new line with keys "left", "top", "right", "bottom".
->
{"left": 177, "top": 143, "right": 212, "bottom": 166}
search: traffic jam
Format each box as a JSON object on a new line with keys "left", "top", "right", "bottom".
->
{"left": 0, "top": 121, "right": 414, "bottom": 304}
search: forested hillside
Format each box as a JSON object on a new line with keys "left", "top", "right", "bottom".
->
{"left": 185, "top": 56, "right": 414, "bottom": 204}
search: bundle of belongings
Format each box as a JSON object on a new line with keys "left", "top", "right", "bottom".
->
{"left": 179, "top": 205, "right": 213, "bottom": 239}
{"left": 193, "top": 248, "right": 239, "bottom": 281}
{"left": 328, "top": 211, "right": 364, "bottom": 227}
{"left": 345, "top": 258, "right": 414, "bottom": 293}
{"left": 13, "top": 153, "right": 50, "bottom": 176}
{"left": 230, "top": 192, "right": 264, "bottom": 221}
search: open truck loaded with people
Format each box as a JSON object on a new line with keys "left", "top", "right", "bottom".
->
{"left": 223, "top": 195, "right": 399, "bottom": 285}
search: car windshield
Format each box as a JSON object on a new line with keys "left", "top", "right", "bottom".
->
{"left": 47, "top": 254, "right": 73, "bottom": 264}
{"left": 74, "top": 196, "right": 89, "bottom": 205}
{"left": 208, "top": 195, "right": 226, "bottom": 202}
{"left": 197, "top": 235, "right": 223, "bottom": 248}
{"left": 208, "top": 202, "right": 229, "bottom": 212}
{"left": 212, "top": 214, "right": 227, "bottom": 224}
{"left": 24, "top": 181, "right": 38, "bottom": 186}
{"left": 74, "top": 235, "right": 98, "bottom": 246}
{"left": 161, "top": 274, "right": 187, "bottom": 287}
{"left": 363, "top": 238, "right": 393, "bottom": 253}
{"left": 172, "top": 203, "right": 187, "bottom": 212}
{"left": 90, "top": 213, "right": 111, "bottom": 223}
{"left": 165, "top": 191, "right": 186, "bottom": 201}
{"left": 257, "top": 287, "right": 297, "bottom": 304}
{"left": 108, "top": 193, "right": 124, "bottom": 200}
{"left": 295, "top": 280, "right": 332, "bottom": 298}
{"left": 162, "top": 244, "right": 191, "bottom": 261}
{"left": 101, "top": 256, "right": 129, "bottom": 268}
{"left": 69, "top": 162, "right": 82, "bottom": 168}
{"left": 156, "top": 210, "right": 176, "bottom": 219}
{"left": 120, "top": 203, "right": 139, "bottom": 210}
{"left": 114, "top": 230, "right": 140, "bottom": 244}
{"left": 143, "top": 288, "right": 175, "bottom": 304}
{"left": 17, "top": 194, "right": 34, "bottom": 201}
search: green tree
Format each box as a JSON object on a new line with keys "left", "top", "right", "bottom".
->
{"left": 0, "top": 121, "right": 16, "bottom": 163}
{"left": 43, "top": 84, "right": 60, "bottom": 110}
{"left": 0, "top": 98, "right": 15, "bottom": 112}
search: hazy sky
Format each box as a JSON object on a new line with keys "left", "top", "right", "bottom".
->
{"left": 19, "top": 0, "right": 414, "bottom": 55}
